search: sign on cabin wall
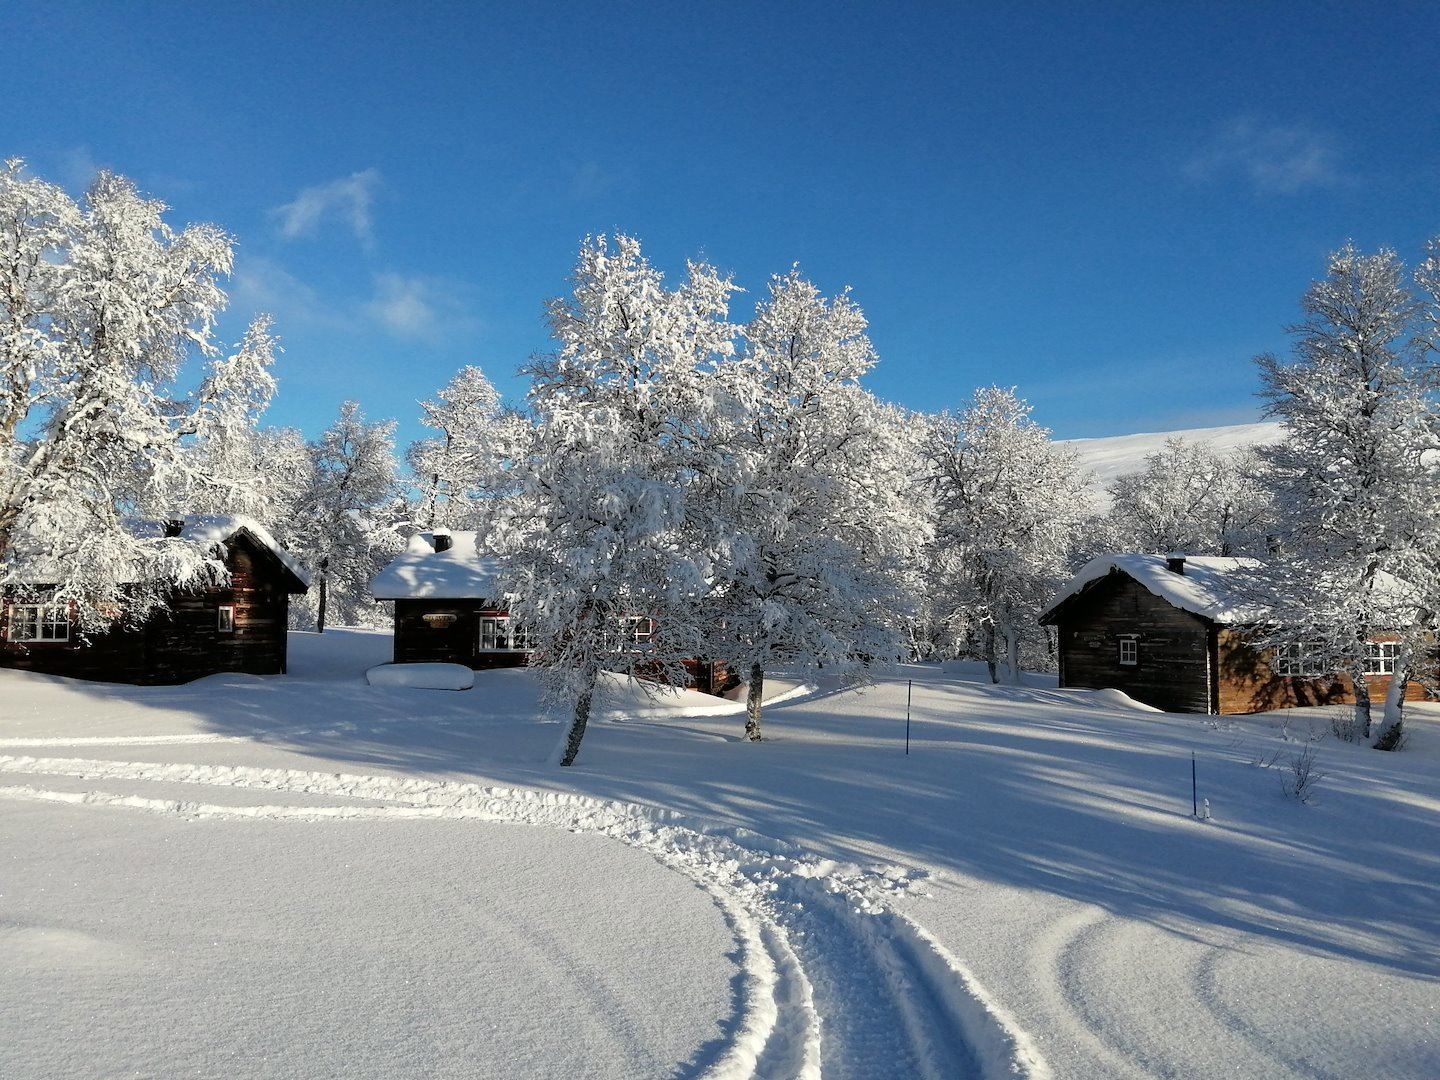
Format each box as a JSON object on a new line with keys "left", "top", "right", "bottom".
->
{"left": 422, "top": 613, "right": 458, "bottom": 628}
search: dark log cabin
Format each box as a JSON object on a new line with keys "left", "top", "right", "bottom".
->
{"left": 1040, "top": 554, "right": 1433, "bottom": 715}
{"left": 370, "top": 530, "right": 732, "bottom": 694}
{"left": 0, "top": 516, "right": 308, "bottom": 685}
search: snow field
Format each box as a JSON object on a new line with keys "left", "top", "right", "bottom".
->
{"left": 4, "top": 631, "right": 1437, "bottom": 1078}
{"left": 0, "top": 802, "right": 740, "bottom": 1080}
{"left": 0, "top": 753, "right": 1048, "bottom": 1080}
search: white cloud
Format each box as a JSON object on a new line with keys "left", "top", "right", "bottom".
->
{"left": 272, "top": 168, "right": 381, "bottom": 244}
{"left": 230, "top": 256, "right": 479, "bottom": 346}
{"left": 363, "top": 272, "right": 480, "bottom": 344}
{"left": 229, "top": 255, "right": 344, "bottom": 329}
{"left": 57, "top": 146, "right": 102, "bottom": 193}
{"left": 1185, "top": 117, "right": 1347, "bottom": 195}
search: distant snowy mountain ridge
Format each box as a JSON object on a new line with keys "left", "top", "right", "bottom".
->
{"left": 1059, "top": 421, "right": 1284, "bottom": 497}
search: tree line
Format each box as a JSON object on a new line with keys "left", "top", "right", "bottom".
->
{"left": 2, "top": 162, "right": 1437, "bottom": 761}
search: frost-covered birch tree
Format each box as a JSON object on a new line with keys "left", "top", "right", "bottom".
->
{"left": 492, "top": 235, "right": 735, "bottom": 766}
{"left": 290, "top": 401, "right": 403, "bottom": 632}
{"left": 407, "top": 364, "right": 518, "bottom": 529}
{"left": 0, "top": 160, "right": 278, "bottom": 629}
{"left": 149, "top": 315, "right": 308, "bottom": 526}
{"left": 1106, "top": 439, "right": 1274, "bottom": 557}
{"left": 1256, "top": 242, "right": 1440, "bottom": 748}
{"left": 922, "top": 387, "right": 1089, "bottom": 684}
{"left": 702, "top": 270, "right": 923, "bottom": 740}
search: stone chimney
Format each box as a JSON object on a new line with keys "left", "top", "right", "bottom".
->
{"left": 1165, "top": 554, "right": 1186, "bottom": 575}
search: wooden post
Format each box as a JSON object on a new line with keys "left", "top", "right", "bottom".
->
{"left": 905, "top": 679, "right": 912, "bottom": 755}
{"left": 1191, "top": 752, "right": 1198, "bottom": 818}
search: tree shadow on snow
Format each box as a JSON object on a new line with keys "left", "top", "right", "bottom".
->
{"left": 22, "top": 632, "right": 1440, "bottom": 985}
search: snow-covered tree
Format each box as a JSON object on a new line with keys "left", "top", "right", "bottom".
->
{"left": 492, "top": 235, "right": 736, "bottom": 765}
{"left": 146, "top": 315, "right": 309, "bottom": 526}
{"left": 702, "top": 269, "right": 924, "bottom": 740}
{"left": 290, "top": 401, "right": 403, "bottom": 632}
{"left": 407, "top": 364, "right": 519, "bottom": 529}
{"left": 0, "top": 160, "right": 276, "bottom": 630}
{"left": 921, "top": 387, "right": 1089, "bottom": 684}
{"left": 1255, "top": 242, "right": 1440, "bottom": 747}
{"left": 1106, "top": 438, "right": 1274, "bottom": 557}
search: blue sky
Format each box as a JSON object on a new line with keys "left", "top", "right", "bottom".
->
{"left": 9, "top": 2, "right": 1440, "bottom": 446}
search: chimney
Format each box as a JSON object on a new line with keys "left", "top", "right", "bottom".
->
{"left": 162, "top": 517, "right": 185, "bottom": 538}
{"left": 1165, "top": 554, "right": 1186, "bottom": 575}
{"left": 432, "top": 531, "right": 453, "bottom": 553}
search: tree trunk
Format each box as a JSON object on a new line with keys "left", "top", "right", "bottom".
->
{"left": 1004, "top": 626, "right": 1021, "bottom": 686}
{"left": 559, "top": 674, "right": 596, "bottom": 767}
{"left": 745, "top": 662, "right": 765, "bottom": 742}
{"left": 1350, "top": 657, "right": 1372, "bottom": 742}
{"left": 316, "top": 574, "right": 328, "bottom": 634}
{"left": 982, "top": 621, "right": 999, "bottom": 684}
{"left": 1374, "top": 657, "right": 1410, "bottom": 750}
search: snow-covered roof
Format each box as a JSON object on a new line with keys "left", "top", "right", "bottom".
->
{"left": 7, "top": 514, "right": 309, "bottom": 590}
{"left": 135, "top": 515, "right": 311, "bottom": 589}
{"left": 370, "top": 531, "right": 506, "bottom": 601}
{"left": 1041, "top": 554, "right": 1267, "bottom": 625}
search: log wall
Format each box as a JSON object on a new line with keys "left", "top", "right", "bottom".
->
{"left": 392, "top": 599, "right": 529, "bottom": 670}
{"left": 0, "top": 534, "right": 296, "bottom": 685}
{"left": 1053, "top": 573, "right": 1215, "bottom": 713}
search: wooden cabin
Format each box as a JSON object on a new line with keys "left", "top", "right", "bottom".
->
{"left": 0, "top": 516, "right": 308, "bottom": 685}
{"left": 1040, "top": 554, "right": 1432, "bottom": 715}
{"left": 370, "top": 530, "right": 733, "bottom": 694}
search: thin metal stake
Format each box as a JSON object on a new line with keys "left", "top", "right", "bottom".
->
{"left": 905, "top": 679, "right": 912, "bottom": 755}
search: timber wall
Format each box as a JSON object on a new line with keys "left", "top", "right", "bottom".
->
{"left": 1054, "top": 574, "right": 1214, "bottom": 713}
{"left": 392, "top": 599, "right": 528, "bottom": 670}
{"left": 0, "top": 536, "right": 294, "bottom": 685}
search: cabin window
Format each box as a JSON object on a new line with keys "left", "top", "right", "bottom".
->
{"left": 1272, "top": 642, "right": 1329, "bottom": 678}
{"left": 1365, "top": 641, "right": 1399, "bottom": 676}
{"left": 217, "top": 606, "right": 235, "bottom": 633}
{"left": 478, "top": 616, "right": 531, "bottom": 652}
{"left": 607, "top": 616, "right": 655, "bottom": 652}
{"left": 1118, "top": 637, "right": 1138, "bottom": 666}
{"left": 6, "top": 602, "right": 70, "bottom": 643}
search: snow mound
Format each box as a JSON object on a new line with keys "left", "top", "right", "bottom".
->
{"left": 366, "top": 663, "right": 475, "bottom": 691}
{"left": 1085, "top": 687, "right": 1163, "bottom": 713}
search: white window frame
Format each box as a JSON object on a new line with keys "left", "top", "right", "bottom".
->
{"left": 1118, "top": 637, "right": 1138, "bottom": 667}
{"left": 217, "top": 605, "right": 235, "bottom": 633}
{"left": 606, "top": 615, "right": 655, "bottom": 653}
{"left": 1365, "top": 640, "right": 1399, "bottom": 677}
{"left": 1272, "top": 642, "right": 1330, "bottom": 678}
{"left": 5, "top": 601, "right": 70, "bottom": 643}
{"left": 478, "top": 615, "right": 531, "bottom": 653}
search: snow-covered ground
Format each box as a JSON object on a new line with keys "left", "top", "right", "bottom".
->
{"left": 1061, "top": 421, "right": 1284, "bottom": 504}
{"left": 2, "top": 629, "right": 1437, "bottom": 1078}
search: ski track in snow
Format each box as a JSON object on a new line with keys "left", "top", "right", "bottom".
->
{"left": 1038, "top": 903, "right": 1328, "bottom": 1080}
{"left": 0, "top": 753, "right": 1046, "bottom": 1080}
